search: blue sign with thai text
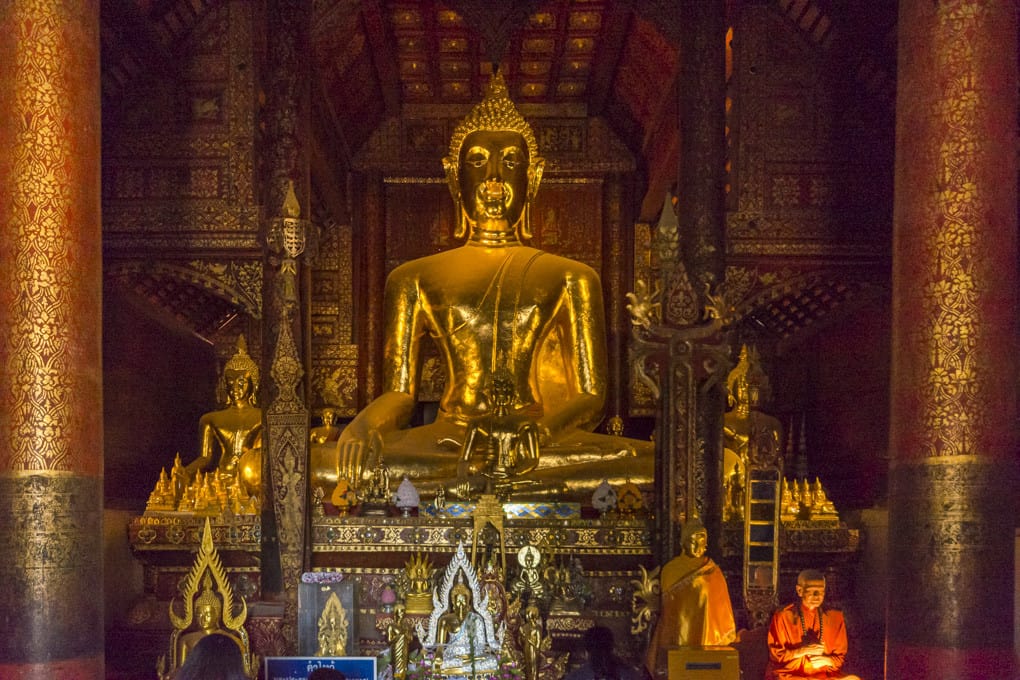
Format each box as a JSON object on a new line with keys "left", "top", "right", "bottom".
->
{"left": 263, "top": 656, "right": 378, "bottom": 680}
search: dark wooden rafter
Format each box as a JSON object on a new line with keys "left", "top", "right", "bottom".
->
{"left": 588, "top": 1, "right": 633, "bottom": 115}
{"left": 545, "top": 0, "right": 574, "bottom": 102}
{"left": 422, "top": 0, "right": 444, "bottom": 99}
{"left": 101, "top": 0, "right": 195, "bottom": 104}
{"left": 361, "top": 0, "right": 402, "bottom": 116}
{"left": 310, "top": 82, "right": 352, "bottom": 223}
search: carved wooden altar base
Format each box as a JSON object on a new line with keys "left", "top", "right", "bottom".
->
{"left": 128, "top": 514, "right": 264, "bottom": 603}
{"left": 311, "top": 514, "right": 655, "bottom": 665}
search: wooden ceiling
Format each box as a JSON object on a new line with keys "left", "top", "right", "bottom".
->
{"left": 101, "top": 0, "right": 898, "bottom": 219}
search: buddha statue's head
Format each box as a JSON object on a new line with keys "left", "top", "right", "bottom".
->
{"left": 450, "top": 577, "right": 472, "bottom": 618}
{"left": 223, "top": 335, "right": 259, "bottom": 406}
{"left": 727, "top": 344, "right": 768, "bottom": 410}
{"left": 195, "top": 575, "right": 224, "bottom": 632}
{"left": 680, "top": 518, "right": 708, "bottom": 559}
{"left": 443, "top": 72, "right": 545, "bottom": 241}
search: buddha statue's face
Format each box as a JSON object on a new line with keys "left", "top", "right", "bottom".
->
{"left": 684, "top": 529, "right": 708, "bottom": 558}
{"left": 225, "top": 369, "right": 253, "bottom": 404}
{"left": 457, "top": 130, "right": 530, "bottom": 228}
{"left": 197, "top": 602, "right": 219, "bottom": 630}
{"left": 452, "top": 586, "right": 471, "bottom": 617}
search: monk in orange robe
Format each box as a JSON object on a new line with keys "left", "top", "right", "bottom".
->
{"left": 645, "top": 520, "right": 736, "bottom": 679}
{"left": 766, "top": 569, "right": 862, "bottom": 679}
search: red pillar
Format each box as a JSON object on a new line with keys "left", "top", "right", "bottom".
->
{"left": 889, "top": 1, "right": 1018, "bottom": 678}
{"left": 0, "top": 1, "right": 104, "bottom": 678}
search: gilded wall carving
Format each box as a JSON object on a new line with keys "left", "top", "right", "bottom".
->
{"left": 311, "top": 218, "right": 359, "bottom": 414}
{"left": 728, "top": 4, "right": 891, "bottom": 259}
{"left": 356, "top": 115, "right": 634, "bottom": 175}
{"left": 103, "top": 2, "right": 258, "bottom": 256}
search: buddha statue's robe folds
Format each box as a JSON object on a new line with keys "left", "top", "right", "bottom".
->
{"left": 324, "top": 73, "right": 652, "bottom": 501}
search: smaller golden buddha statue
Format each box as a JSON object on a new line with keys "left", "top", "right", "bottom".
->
{"left": 176, "top": 575, "right": 244, "bottom": 665}
{"left": 402, "top": 552, "right": 435, "bottom": 615}
{"left": 310, "top": 408, "right": 343, "bottom": 492}
{"left": 161, "top": 519, "right": 254, "bottom": 680}
{"left": 385, "top": 603, "right": 414, "bottom": 680}
{"left": 436, "top": 579, "right": 473, "bottom": 646}
{"left": 519, "top": 604, "right": 550, "bottom": 680}
{"left": 780, "top": 478, "right": 799, "bottom": 521}
{"left": 723, "top": 345, "right": 783, "bottom": 504}
{"left": 810, "top": 477, "right": 839, "bottom": 519}
{"left": 184, "top": 336, "right": 263, "bottom": 496}
{"left": 422, "top": 543, "right": 502, "bottom": 676}
{"left": 511, "top": 544, "right": 544, "bottom": 601}
{"left": 311, "top": 408, "right": 342, "bottom": 444}
{"left": 316, "top": 591, "right": 350, "bottom": 656}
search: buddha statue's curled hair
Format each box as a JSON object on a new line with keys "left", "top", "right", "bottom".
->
{"left": 447, "top": 71, "right": 539, "bottom": 161}
{"left": 224, "top": 335, "right": 259, "bottom": 386}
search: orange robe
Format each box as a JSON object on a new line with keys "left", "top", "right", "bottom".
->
{"left": 766, "top": 604, "right": 857, "bottom": 679}
{"left": 645, "top": 556, "right": 736, "bottom": 679}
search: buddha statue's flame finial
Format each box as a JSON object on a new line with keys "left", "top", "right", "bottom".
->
{"left": 726, "top": 344, "right": 768, "bottom": 407}
{"left": 447, "top": 70, "right": 539, "bottom": 161}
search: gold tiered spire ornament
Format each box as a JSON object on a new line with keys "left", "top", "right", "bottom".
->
{"left": 158, "top": 518, "right": 256, "bottom": 679}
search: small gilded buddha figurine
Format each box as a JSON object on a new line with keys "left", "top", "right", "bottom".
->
{"left": 184, "top": 336, "right": 263, "bottom": 495}
{"left": 176, "top": 575, "right": 245, "bottom": 666}
{"left": 723, "top": 345, "right": 783, "bottom": 482}
{"left": 329, "top": 72, "right": 652, "bottom": 500}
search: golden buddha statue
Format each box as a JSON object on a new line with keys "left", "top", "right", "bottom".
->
{"left": 176, "top": 574, "right": 245, "bottom": 666}
{"left": 184, "top": 336, "right": 262, "bottom": 495}
{"left": 316, "top": 591, "right": 349, "bottom": 656}
{"left": 329, "top": 72, "right": 653, "bottom": 500}
{"left": 161, "top": 519, "right": 254, "bottom": 680}
{"left": 723, "top": 345, "right": 783, "bottom": 485}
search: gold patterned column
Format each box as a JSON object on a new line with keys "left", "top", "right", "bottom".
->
{"left": 678, "top": 0, "right": 728, "bottom": 544}
{"left": 359, "top": 172, "right": 386, "bottom": 403}
{"left": 0, "top": 1, "right": 103, "bottom": 678}
{"left": 889, "top": 1, "right": 1017, "bottom": 677}
{"left": 261, "top": 0, "right": 312, "bottom": 649}
{"left": 601, "top": 174, "right": 631, "bottom": 420}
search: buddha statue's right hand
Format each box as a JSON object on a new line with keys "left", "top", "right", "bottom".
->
{"left": 336, "top": 427, "right": 382, "bottom": 491}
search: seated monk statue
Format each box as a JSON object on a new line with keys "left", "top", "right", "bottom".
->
{"left": 723, "top": 345, "right": 783, "bottom": 489}
{"left": 330, "top": 72, "right": 652, "bottom": 500}
{"left": 766, "top": 569, "right": 861, "bottom": 679}
{"left": 645, "top": 519, "right": 736, "bottom": 680}
{"left": 184, "top": 336, "right": 262, "bottom": 495}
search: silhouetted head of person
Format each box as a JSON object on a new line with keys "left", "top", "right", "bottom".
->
{"left": 582, "top": 625, "right": 621, "bottom": 678}
{"left": 308, "top": 668, "right": 347, "bottom": 680}
{"left": 174, "top": 632, "right": 248, "bottom": 680}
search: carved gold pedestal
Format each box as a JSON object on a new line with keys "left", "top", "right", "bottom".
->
{"left": 129, "top": 515, "right": 263, "bottom": 603}
{"left": 311, "top": 513, "right": 655, "bottom": 666}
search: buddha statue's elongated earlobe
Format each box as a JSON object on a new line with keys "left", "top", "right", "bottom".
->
{"left": 443, "top": 155, "right": 467, "bottom": 239}
{"left": 519, "top": 203, "right": 532, "bottom": 241}
{"left": 518, "top": 157, "right": 544, "bottom": 241}
{"left": 453, "top": 199, "right": 466, "bottom": 240}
